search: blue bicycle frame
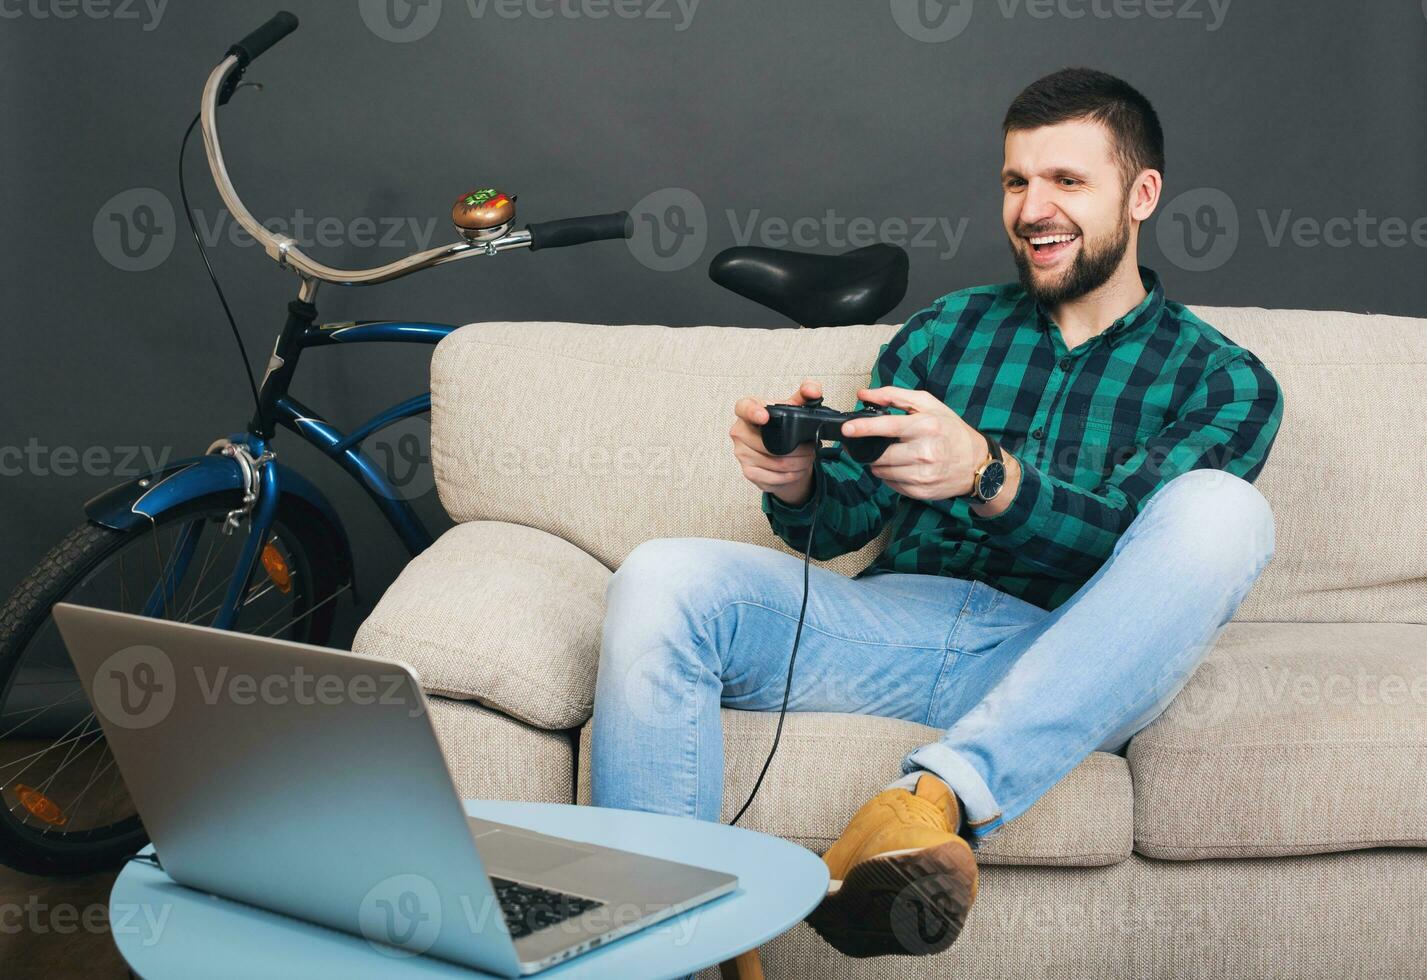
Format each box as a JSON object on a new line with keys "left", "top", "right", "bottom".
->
{"left": 85, "top": 294, "right": 460, "bottom": 632}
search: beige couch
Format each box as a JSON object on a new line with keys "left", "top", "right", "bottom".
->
{"left": 353, "top": 308, "right": 1427, "bottom": 979}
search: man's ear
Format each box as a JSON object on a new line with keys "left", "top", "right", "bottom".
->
{"left": 1128, "top": 169, "right": 1162, "bottom": 223}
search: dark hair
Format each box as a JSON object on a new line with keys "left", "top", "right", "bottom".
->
{"left": 1002, "top": 67, "right": 1164, "bottom": 186}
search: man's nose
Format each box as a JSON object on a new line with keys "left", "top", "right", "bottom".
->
{"left": 1019, "top": 181, "right": 1060, "bottom": 227}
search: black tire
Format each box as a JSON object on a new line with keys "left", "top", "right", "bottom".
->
{"left": 0, "top": 493, "right": 348, "bottom": 875}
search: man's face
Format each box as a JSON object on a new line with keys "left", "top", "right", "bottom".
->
{"left": 1002, "top": 119, "right": 1132, "bottom": 306}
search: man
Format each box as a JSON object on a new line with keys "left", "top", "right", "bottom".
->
{"left": 590, "top": 67, "right": 1283, "bottom": 959}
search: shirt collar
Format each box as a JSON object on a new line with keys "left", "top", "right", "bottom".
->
{"left": 1035, "top": 265, "right": 1166, "bottom": 349}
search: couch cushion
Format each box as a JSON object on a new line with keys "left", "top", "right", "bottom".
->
{"left": 699, "top": 849, "right": 1427, "bottom": 980}
{"left": 576, "top": 711, "right": 1134, "bottom": 867}
{"left": 1129, "top": 621, "right": 1427, "bottom": 860}
{"left": 430, "top": 322, "right": 898, "bottom": 579}
{"left": 1186, "top": 306, "right": 1427, "bottom": 624}
{"left": 353, "top": 521, "right": 609, "bottom": 730}
{"left": 432, "top": 314, "right": 1427, "bottom": 623}
{"left": 426, "top": 696, "right": 574, "bottom": 804}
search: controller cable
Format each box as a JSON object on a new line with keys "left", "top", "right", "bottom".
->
{"left": 729, "top": 465, "right": 826, "bottom": 827}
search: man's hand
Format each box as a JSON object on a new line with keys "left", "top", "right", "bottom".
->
{"left": 841, "top": 386, "right": 990, "bottom": 501}
{"left": 731, "top": 380, "right": 822, "bottom": 507}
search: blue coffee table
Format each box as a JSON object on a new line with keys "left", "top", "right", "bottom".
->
{"left": 108, "top": 799, "right": 828, "bottom": 979}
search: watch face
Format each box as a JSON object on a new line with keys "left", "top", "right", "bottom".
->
{"left": 977, "top": 460, "right": 1007, "bottom": 500}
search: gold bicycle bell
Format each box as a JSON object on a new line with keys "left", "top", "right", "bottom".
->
{"left": 452, "top": 188, "right": 516, "bottom": 242}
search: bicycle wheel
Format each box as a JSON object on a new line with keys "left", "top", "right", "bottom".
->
{"left": 0, "top": 492, "right": 349, "bottom": 874}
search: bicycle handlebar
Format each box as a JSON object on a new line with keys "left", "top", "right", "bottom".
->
{"left": 227, "top": 11, "right": 298, "bottom": 69}
{"left": 528, "top": 211, "right": 632, "bottom": 251}
{"left": 198, "top": 16, "right": 629, "bottom": 288}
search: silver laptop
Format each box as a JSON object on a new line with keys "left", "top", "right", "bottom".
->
{"left": 52, "top": 603, "right": 736, "bottom": 976}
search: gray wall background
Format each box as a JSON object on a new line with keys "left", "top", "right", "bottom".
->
{"left": 3, "top": 0, "right": 1425, "bottom": 643}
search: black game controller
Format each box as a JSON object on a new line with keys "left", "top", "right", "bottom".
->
{"left": 761, "top": 397, "right": 894, "bottom": 463}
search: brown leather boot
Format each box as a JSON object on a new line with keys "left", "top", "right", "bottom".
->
{"left": 806, "top": 774, "right": 978, "bottom": 957}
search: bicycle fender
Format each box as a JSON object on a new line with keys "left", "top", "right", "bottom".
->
{"left": 82, "top": 455, "right": 355, "bottom": 589}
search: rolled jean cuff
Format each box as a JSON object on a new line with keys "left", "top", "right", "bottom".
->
{"left": 896, "top": 744, "right": 1005, "bottom": 842}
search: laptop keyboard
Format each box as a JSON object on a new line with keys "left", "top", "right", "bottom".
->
{"left": 490, "top": 876, "right": 603, "bottom": 939}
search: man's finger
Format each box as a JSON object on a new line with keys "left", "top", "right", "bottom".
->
{"left": 839, "top": 412, "right": 924, "bottom": 439}
{"left": 866, "top": 441, "right": 938, "bottom": 469}
{"left": 858, "top": 386, "right": 950, "bottom": 415}
{"left": 733, "top": 396, "right": 769, "bottom": 425}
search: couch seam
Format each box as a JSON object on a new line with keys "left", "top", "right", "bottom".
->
{"left": 1134, "top": 833, "right": 1427, "bottom": 849}
{"left": 433, "top": 336, "right": 895, "bottom": 378}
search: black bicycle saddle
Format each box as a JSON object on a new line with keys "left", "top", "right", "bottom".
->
{"left": 708, "top": 243, "right": 909, "bottom": 328}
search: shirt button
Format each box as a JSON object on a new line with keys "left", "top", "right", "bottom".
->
{"left": 1031, "top": 427, "right": 1045, "bottom": 439}
{"left": 1059, "top": 357, "right": 1072, "bottom": 371}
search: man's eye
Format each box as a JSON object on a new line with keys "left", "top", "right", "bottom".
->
{"left": 1059, "top": 178, "right": 1079, "bottom": 187}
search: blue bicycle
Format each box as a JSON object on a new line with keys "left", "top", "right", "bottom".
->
{"left": 0, "top": 13, "right": 911, "bottom": 876}
{"left": 0, "top": 13, "right": 637, "bottom": 874}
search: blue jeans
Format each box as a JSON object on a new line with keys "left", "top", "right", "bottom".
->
{"left": 589, "top": 469, "right": 1275, "bottom": 843}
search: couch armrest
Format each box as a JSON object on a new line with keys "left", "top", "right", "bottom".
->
{"left": 353, "top": 521, "right": 610, "bottom": 730}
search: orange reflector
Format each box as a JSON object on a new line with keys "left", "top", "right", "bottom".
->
{"left": 14, "top": 784, "right": 67, "bottom": 826}
{"left": 261, "top": 543, "right": 293, "bottom": 594}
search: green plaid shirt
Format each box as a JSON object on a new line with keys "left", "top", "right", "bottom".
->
{"left": 762, "top": 266, "right": 1284, "bottom": 611}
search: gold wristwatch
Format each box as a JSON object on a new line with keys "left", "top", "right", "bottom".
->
{"left": 967, "top": 430, "right": 1007, "bottom": 502}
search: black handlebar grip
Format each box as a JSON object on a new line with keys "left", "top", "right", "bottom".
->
{"left": 227, "top": 11, "right": 299, "bottom": 69}
{"left": 527, "top": 211, "right": 633, "bottom": 251}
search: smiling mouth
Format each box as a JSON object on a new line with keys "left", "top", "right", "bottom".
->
{"left": 1022, "top": 232, "right": 1080, "bottom": 264}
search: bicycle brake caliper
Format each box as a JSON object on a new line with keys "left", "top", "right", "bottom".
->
{"left": 212, "top": 441, "right": 275, "bottom": 535}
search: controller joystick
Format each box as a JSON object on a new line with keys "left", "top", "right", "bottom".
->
{"left": 761, "top": 401, "right": 893, "bottom": 464}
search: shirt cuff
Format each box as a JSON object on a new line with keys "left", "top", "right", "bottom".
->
{"left": 967, "top": 454, "right": 1057, "bottom": 549}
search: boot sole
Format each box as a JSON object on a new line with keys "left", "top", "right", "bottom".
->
{"left": 806, "top": 837, "right": 977, "bottom": 958}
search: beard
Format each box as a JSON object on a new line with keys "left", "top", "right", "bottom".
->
{"left": 1011, "top": 213, "right": 1130, "bottom": 307}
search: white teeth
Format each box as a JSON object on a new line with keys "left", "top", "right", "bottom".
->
{"left": 1029, "top": 234, "right": 1078, "bottom": 246}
